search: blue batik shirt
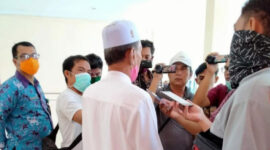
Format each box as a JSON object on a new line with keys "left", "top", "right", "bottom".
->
{"left": 0, "top": 71, "right": 53, "bottom": 150}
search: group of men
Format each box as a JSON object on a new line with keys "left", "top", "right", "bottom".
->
{"left": 1, "top": 0, "right": 270, "bottom": 149}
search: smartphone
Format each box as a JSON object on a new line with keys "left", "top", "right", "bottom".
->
{"left": 147, "top": 89, "right": 161, "bottom": 103}
{"left": 160, "top": 91, "right": 193, "bottom": 106}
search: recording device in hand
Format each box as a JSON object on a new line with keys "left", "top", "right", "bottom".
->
{"left": 140, "top": 60, "right": 152, "bottom": 68}
{"left": 154, "top": 65, "right": 176, "bottom": 74}
{"left": 205, "top": 55, "right": 229, "bottom": 64}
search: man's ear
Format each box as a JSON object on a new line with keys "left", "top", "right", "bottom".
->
{"left": 151, "top": 56, "right": 154, "bottom": 61}
{"left": 247, "top": 17, "right": 264, "bottom": 34}
{"left": 126, "top": 48, "right": 135, "bottom": 66}
{"left": 13, "top": 58, "right": 19, "bottom": 69}
{"left": 12, "top": 58, "right": 17, "bottom": 66}
{"left": 215, "top": 76, "right": 219, "bottom": 83}
{"left": 64, "top": 70, "right": 70, "bottom": 79}
{"left": 195, "top": 78, "right": 199, "bottom": 84}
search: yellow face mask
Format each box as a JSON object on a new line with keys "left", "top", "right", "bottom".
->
{"left": 20, "top": 58, "right": 40, "bottom": 75}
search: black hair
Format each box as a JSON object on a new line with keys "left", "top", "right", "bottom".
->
{"left": 195, "top": 63, "right": 207, "bottom": 77}
{"left": 195, "top": 62, "right": 218, "bottom": 77}
{"left": 141, "top": 40, "right": 155, "bottom": 55}
{"left": 85, "top": 53, "right": 103, "bottom": 69}
{"left": 104, "top": 41, "right": 140, "bottom": 66}
{"left": 242, "top": 0, "right": 270, "bottom": 36}
{"left": 12, "top": 41, "right": 35, "bottom": 58}
{"left": 62, "top": 55, "right": 89, "bottom": 83}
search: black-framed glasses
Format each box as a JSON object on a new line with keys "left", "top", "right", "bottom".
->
{"left": 16, "top": 53, "right": 40, "bottom": 60}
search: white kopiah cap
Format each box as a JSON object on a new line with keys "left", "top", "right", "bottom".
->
{"left": 169, "top": 51, "right": 192, "bottom": 67}
{"left": 102, "top": 20, "right": 140, "bottom": 49}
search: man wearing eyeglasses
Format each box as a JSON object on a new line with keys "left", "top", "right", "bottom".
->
{"left": 0, "top": 41, "right": 53, "bottom": 149}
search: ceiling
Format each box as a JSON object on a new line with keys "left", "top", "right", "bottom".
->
{"left": 0, "top": 0, "right": 147, "bottom": 21}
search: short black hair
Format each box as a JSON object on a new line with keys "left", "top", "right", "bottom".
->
{"left": 85, "top": 53, "right": 103, "bottom": 69}
{"left": 141, "top": 40, "right": 155, "bottom": 55}
{"left": 195, "top": 62, "right": 218, "bottom": 77}
{"left": 104, "top": 41, "right": 140, "bottom": 66}
{"left": 241, "top": 0, "right": 270, "bottom": 36}
{"left": 62, "top": 55, "right": 88, "bottom": 83}
{"left": 195, "top": 63, "right": 207, "bottom": 77}
{"left": 12, "top": 41, "right": 35, "bottom": 58}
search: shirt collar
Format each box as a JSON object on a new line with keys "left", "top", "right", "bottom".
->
{"left": 106, "top": 71, "right": 131, "bottom": 84}
{"left": 15, "top": 71, "right": 39, "bottom": 88}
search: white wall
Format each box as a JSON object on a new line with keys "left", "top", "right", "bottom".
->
{"left": 0, "top": 15, "right": 108, "bottom": 93}
{"left": 0, "top": 0, "right": 208, "bottom": 93}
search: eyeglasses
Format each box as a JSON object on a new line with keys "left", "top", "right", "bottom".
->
{"left": 16, "top": 53, "right": 40, "bottom": 60}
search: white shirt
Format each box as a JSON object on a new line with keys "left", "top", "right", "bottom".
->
{"left": 211, "top": 68, "right": 270, "bottom": 150}
{"left": 56, "top": 88, "right": 82, "bottom": 150}
{"left": 82, "top": 71, "right": 163, "bottom": 150}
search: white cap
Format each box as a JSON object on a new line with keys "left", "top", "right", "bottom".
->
{"left": 169, "top": 51, "right": 192, "bottom": 67}
{"left": 102, "top": 20, "right": 140, "bottom": 49}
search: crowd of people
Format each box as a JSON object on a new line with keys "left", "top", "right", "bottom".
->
{"left": 0, "top": 0, "right": 270, "bottom": 149}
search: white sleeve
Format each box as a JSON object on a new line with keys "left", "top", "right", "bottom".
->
{"left": 220, "top": 88, "right": 270, "bottom": 150}
{"left": 128, "top": 99, "right": 163, "bottom": 150}
{"left": 59, "top": 93, "right": 82, "bottom": 121}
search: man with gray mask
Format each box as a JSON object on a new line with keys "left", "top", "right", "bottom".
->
{"left": 178, "top": 0, "right": 270, "bottom": 149}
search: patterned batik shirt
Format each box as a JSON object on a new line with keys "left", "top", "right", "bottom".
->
{"left": 0, "top": 71, "right": 53, "bottom": 150}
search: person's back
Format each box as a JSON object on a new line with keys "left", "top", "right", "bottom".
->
{"left": 83, "top": 71, "right": 161, "bottom": 150}
{"left": 82, "top": 20, "right": 162, "bottom": 150}
{"left": 211, "top": 68, "right": 270, "bottom": 150}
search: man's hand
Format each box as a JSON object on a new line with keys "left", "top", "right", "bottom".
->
{"left": 159, "top": 99, "right": 184, "bottom": 120}
{"left": 183, "top": 102, "right": 205, "bottom": 122}
{"left": 183, "top": 102, "right": 212, "bottom": 131}
{"left": 206, "top": 53, "right": 219, "bottom": 74}
{"left": 159, "top": 99, "right": 204, "bottom": 134}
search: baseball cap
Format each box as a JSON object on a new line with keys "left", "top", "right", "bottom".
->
{"left": 169, "top": 51, "right": 192, "bottom": 67}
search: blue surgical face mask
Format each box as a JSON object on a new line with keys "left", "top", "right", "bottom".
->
{"left": 73, "top": 73, "right": 91, "bottom": 92}
{"left": 225, "top": 81, "right": 232, "bottom": 91}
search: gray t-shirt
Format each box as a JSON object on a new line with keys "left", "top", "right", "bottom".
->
{"left": 156, "top": 85, "right": 194, "bottom": 150}
{"left": 211, "top": 68, "right": 270, "bottom": 150}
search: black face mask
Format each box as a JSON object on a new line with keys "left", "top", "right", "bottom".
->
{"left": 229, "top": 30, "right": 270, "bottom": 88}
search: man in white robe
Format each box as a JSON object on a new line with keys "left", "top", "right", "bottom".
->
{"left": 82, "top": 20, "right": 163, "bottom": 150}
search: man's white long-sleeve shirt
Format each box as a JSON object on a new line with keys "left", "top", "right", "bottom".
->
{"left": 82, "top": 71, "right": 163, "bottom": 150}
